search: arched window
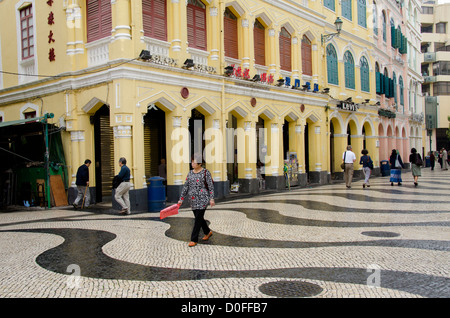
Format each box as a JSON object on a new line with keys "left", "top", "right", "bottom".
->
{"left": 382, "top": 11, "right": 387, "bottom": 42}
{"left": 358, "top": 0, "right": 366, "bottom": 28}
{"left": 187, "top": 0, "right": 207, "bottom": 50}
{"left": 342, "top": 0, "right": 352, "bottom": 21}
{"left": 279, "top": 27, "right": 292, "bottom": 71}
{"left": 360, "top": 56, "right": 370, "bottom": 92}
{"left": 326, "top": 44, "right": 338, "bottom": 85}
{"left": 399, "top": 76, "right": 404, "bottom": 106}
{"left": 344, "top": 51, "right": 355, "bottom": 89}
{"left": 254, "top": 19, "right": 266, "bottom": 66}
{"left": 301, "top": 35, "right": 312, "bottom": 76}
{"left": 373, "top": 1, "right": 378, "bottom": 35}
{"left": 224, "top": 7, "right": 238, "bottom": 59}
{"left": 142, "top": 0, "right": 167, "bottom": 41}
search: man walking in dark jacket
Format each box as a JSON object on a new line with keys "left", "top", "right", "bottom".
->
{"left": 73, "top": 159, "right": 91, "bottom": 209}
{"left": 114, "top": 157, "right": 132, "bottom": 215}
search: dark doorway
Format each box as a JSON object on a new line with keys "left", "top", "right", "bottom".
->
{"left": 283, "top": 119, "right": 289, "bottom": 160}
{"left": 304, "top": 123, "right": 310, "bottom": 183}
{"left": 93, "top": 105, "right": 113, "bottom": 203}
{"left": 189, "top": 109, "right": 205, "bottom": 160}
{"left": 144, "top": 106, "right": 166, "bottom": 178}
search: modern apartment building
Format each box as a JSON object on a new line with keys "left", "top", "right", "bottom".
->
{"left": 0, "top": 0, "right": 424, "bottom": 209}
{"left": 421, "top": 0, "right": 450, "bottom": 152}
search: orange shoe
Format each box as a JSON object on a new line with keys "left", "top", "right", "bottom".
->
{"left": 188, "top": 241, "right": 197, "bottom": 247}
{"left": 202, "top": 231, "right": 213, "bottom": 241}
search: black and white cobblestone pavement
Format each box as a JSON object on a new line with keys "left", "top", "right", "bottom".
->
{"left": 0, "top": 168, "right": 448, "bottom": 299}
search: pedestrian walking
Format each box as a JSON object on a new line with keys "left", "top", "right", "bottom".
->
{"left": 114, "top": 157, "right": 132, "bottom": 215}
{"left": 359, "top": 149, "right": 373, "bottom": 188}
{"left": 342, "top": 145, "right": 356, "bottom": 188}
{"left": 409, "top": 148, "right": 422, "bottom": 187}
{"left": 430, "top": 151, "right": 436, "bottom": 171}
{"left": 73, "top": 159, "right": 91, "bottom": 209}
{"left": 438, "top": 149, "right": 443, "bottom": 168}
{"left": 389, "top": 149, "right": 404, "bottom": 186}
{"left": 158, "top": 158, "right": 167, "bottom": 179}
{"left": 442, "top": 148, "right": 448, "bottom": 170}
{"left": 178, "top": 154, "right": 215, "bottom": 247}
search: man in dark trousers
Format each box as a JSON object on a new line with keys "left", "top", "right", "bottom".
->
{"left": 73, "top": 159, "right": 91, "bottom": 209}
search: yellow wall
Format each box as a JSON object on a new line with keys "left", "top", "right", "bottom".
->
{"left": 0, "top": 0, "right": 384, "bottom": 196}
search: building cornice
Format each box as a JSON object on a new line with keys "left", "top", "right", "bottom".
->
{"left": 0, "top": 60, "right": 328, "bottom": 107}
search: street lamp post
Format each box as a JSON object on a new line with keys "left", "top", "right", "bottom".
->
{"left": 41, "top": 113, "right": 54, "bottom": 209}
{"left": 321, "top": 17, "right": 343, "bottom": 45}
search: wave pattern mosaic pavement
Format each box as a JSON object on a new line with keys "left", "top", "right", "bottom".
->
{"left": 0, "top": 169, "right": 449, "bottom": 298}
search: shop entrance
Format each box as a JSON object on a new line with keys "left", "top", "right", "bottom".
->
{"left": 144, "top": 106, "right": 166, "bottom": 179}
{"left": 189, "top": 109, "right": 205, "bottom": 161}
{"left": 283, "top": 119, "right": 289, "bottom": 159}
{"left": 227, "top": 115, "right": 238, "bottom": 184}
{"left": 93, "top": 105, "right": 114, "bottom": 203}
{"left": 330, "top": 121, "right": 335, "bottom": 175}
{"left": 304, "top": 122, "right": 310, "bottom": 183}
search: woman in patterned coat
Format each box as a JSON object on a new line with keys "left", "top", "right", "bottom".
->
{"left": 178, "top": 154, "right": 215, "bottom": 247}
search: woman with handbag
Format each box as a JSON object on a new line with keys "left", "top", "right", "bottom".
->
{"left": 178, "top": 154, "right": 215, "bottom": 247}
{"left": 389, "top": 149, "right": 404, "bottom": 186}
{"left": 409, "top": 148, "right": 422, "bottom": 187}
{"left": 359, "top": 149, "right": 373, "bottom": 188}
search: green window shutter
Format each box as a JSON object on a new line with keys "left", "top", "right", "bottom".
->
{"left": 376, "top": 72, "right": 381, "bottom": 94}
{"left": 396, "top": 28, "right": 402, "bottom": 49}
{"left": 391, "top": 25, "right": 396, "bottom": 47}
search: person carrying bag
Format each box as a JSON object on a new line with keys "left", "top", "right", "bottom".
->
{"left": 409, "top": 148, "right": 422, "bottom": 187}
{"left": 178, "top": 154, "right": 215, "bottom": 247}
{"left": 389, "top": 149, "right": 404, "bottom": 186}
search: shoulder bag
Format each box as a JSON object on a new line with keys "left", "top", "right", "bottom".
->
{"left": 415, "top": 154, "right": 423, "bottom": 166}
{"left": 341, "top": 152, "right": 346, "bottom": 170}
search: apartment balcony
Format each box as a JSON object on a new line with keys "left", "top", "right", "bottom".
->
{"left": 85, "top": 37, "right": 111, "bottom": 67}
{"left": 423, "top": 75, "right": 437, "bottom": 83}
{"left": 423, "top": 52, "right": 436, "bottom": 63}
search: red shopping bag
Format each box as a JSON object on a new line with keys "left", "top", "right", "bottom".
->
{"left": 160, "top": 204, "right": 180, "bottom": 219}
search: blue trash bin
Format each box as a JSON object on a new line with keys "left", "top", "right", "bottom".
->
{"left": 148, "top": 176, "right": 166, "bottom": 212}
{"left": 425, "top": 156, "right": 430, "bottom": 167}
{"left": 380, "top": 160, "right": 390, "bottom": 177}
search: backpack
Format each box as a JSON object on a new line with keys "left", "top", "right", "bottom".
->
{"left": 415, "top": 154, "right": 423, "bottom": 166}
{"left": 367, "top": 156, "right": 374, "bottom": 170}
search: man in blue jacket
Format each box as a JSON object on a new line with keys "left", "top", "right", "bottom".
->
{"left": 114, "top": 157, "right": 131, "bottom": 215}
{"left": 73, "top": 159, "right": 91, "bottom": 209}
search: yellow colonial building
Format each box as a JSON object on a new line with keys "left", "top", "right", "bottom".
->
{"left": 0, "top": 0, "right": 398, "bottom": 209}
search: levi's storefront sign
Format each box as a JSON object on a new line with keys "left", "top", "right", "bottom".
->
{"left": 338, "top": 102, "right": 359, "bottom": 111}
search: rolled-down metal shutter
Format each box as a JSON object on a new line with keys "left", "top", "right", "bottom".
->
{"left": 99, "top": 115, "right": 114, "bottom": 197}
